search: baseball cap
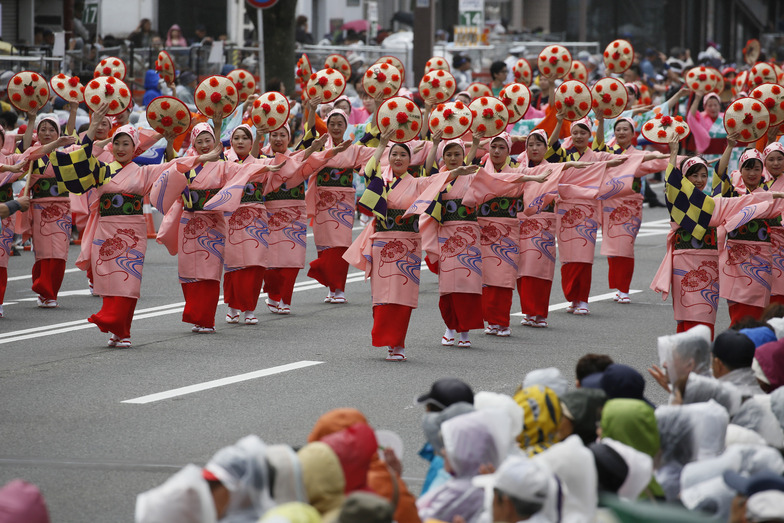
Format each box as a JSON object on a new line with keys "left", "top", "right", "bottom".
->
{"left": 746, "top": 490, "right": 784, "bottom": 522}
{"left": 712, "top": 329, "right": 756, "bottom": 369}
{"left": 416, "top": 378, "right": 474, "bottom": 410}
{"left": 724, "top": 470, "right": 784, "bottom": 497}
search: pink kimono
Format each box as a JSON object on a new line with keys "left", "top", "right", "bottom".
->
{"left": 344, "top": 157, "right": 450, "bottom": 349}
{"left": 152, "top": 159, "right": 267, "bottom": 328}
{"left": 768, "top": 176, "right": 784, "bottom": 302}
{"left": 651, "top": 169, "right": 773, "bottom": 335}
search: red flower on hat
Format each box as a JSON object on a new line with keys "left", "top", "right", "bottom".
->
{"left": 223, "top": 104, "right": 233, "bottom": 114}
{"left": 91, "top": 95, "right": 101, "bottom": 105}
{"left": 443, "top": 108, "right": 454, "bottom": 118}
{"left": 699, "top": 74, "right": 707, "bottom": 81}
{"left": 252, "top": 115, "right": 261, "bottom": 125}
{"left": 495, "top": 103, "right": 504, "bottom": 112}
{"left": 317, "top": 76, "right": 328, "bottom": 87}
{"left": 406, "top": 102, "right": 415, "bottom": 111}
{"left": 411, "top": 121, "right": 419, "bottom": 131}
{"left": 381, "top": 117, "right": 391, "bottom": 127}
{"left": 267, "top": 117, "right": 276, "bottom": 126}
{"left": 442, "top": 125, "right": 454, "bottom": 135}
{"left": 436, "top": 92, "right": 445, "bottom": 100}
{"left": 68, "top": 77, "right": 79, "bottom": 87}
{"left": 495, "top": 119, "right": 504, "bottom": 129}
{"left": 23, "top": 85, "right": 34, "bottom": 96}
{"left": 12, "top": 76, "right": 22, "bottom": 85}
{"left": 741, "top": 129, "right": 752, "bottom": 140}
{"left": 644, "top": 122, "right": 654, "bottom": 131}
{"left": 579, "top": 101, "right": 588, "bottom": 111}
{"left": 226, "top": 86, "right": 235, "bottom": 96}
{"left": 161, "top": 116, "right": 173, "bottom": 127}
{"left": 205, "top": 107, "right": 214, "bottom": 116}
{"left": 575, "top": 85, "right": 583, "bottom": 94}
{"left": 567, "top": 110, "right": 576, "bottom": 119}
{"left": 601, "top": 93, "right": 611, "bottom": 103}
{"left": 476, "top": 124, "right": 487, "bottom": 132}
{"left": 757, "top": 121, "right": 767, "bottom": 130}
{"left": 459, "top": 116, "right": 469, "bottom": 126}
{"left": 431, "top": 78, "right": 441, "bottom": 88}
{"left": 503, "top": 97, "right": 512, "bottom": 106}
{"left": 612, "top": 52, "right": 620, "bottom": 60}
{"left": 109, "top": 100, "right": 119, "bottom": 110}
{"left": 248, "top": 81, "right": 255, "bottom": 89}
{"left": 159, "top": 100, "right": 171, "bottom": 111}
{"left": 120, "top": 88, "right": 129, "bottom": 98}
{"left": 377, "top": 72, "right": 387, "bottom": 83}
{"left": 261, "top": 103, "right": 271, "bottom": 113}
{"left": 211, "top": 92, "right": 222, "bottom": 104}
{"left": 733, "top": 102, "right": 744, "bottom": 111}
{"left": 365, "top": 70, "right": 373, "bottom": 78}
{"left": 28, "top": 100, "right": 37, "bottom": 109}
{"left": 176, "top": 110, "right": 187, "bottom": 120}
{"left": 335, "top": 78, "right": 344, "bottom": 87}
{"left": 658, "top": 130, "right": 667, "bottom": 138}
{"left": 11, "top": 93, "right": 20, "bottom": 102}
{"left": 430, "top": 117, "right": 440, "bottom": 127}
{"left": 726, "top": 118, "right": 736, "bottom": 128}
{"left": 661, "top": 115, "right": 672, "bottom": 126}
{"left": 549, "top": 56, "right": 558, "bottom": 65}
{"left": 395, "top": 129, "right": 405, "bottom": 140}
{"left": 103, "top": 67, "right": 112, "bottom": 75}
{"left": 555, "top": 101, "right": 563, "bottom": 110}
{"left": 604, "top": 109, "right": 613, "bottom": 116}
{"left": 173, "top": 126, "right": 183, "bottom": 134}
{"left": 210, "top": 77, "right": 219, "bottom": 87}
{"left": 197, "top": 90, "right": 206, "bottom": 100}
{"left": 764, "top": 97, "right": 776, "bottom": 109}
{"left": 387, "top": 101, "right": 398, "bottom": 110}
{"left": 276, "top": 105, "right": 286, "bottom": 114}
{"left": 422, "top": 88, "right": 431, "bottom": 97}
{"left": 564, "top": 96, "right": 575, "bottom": 107}
{"left": 69, "top": 90, "right": 78, "bottom": 98}
{"left": 560, "top": 85, "right": 568, "bottom": 94}
{"left": 752, "top": 103, "right": 762, "bottom": 112}
{"left": 675, "top": 126, "right": 686, "bottom": 134}
{"left": 743, "top": 113, "right": 754, "bottom": 125}
{"left": 105, "top": 84, "right": 115, "bottom": 95}
{"left": 396, "top": 112, "right": 409, "bottom": 124}
{"left": 455, "top": 101, "right": 466, "bottom": 110}
{"left": 516, "top": 98, "right": 525, "bottom": 106}
{"left": 482, "top": 108, "right": 493, "bottom": 117}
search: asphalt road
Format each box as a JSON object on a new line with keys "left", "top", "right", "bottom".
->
{"left": 0, "top": 196, "right": 734, "bottom": 521}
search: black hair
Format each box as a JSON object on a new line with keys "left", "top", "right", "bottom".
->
{"left": 576, "top": 354, "right": 614, "bottom": 382}
{"left": 494, "top": 490, "right": 545, "bottom": 519}
{"left": 680, "top": 155, "right": 708, "bottom": 177}
{"left": 490, "top": 60, "right": 507, "bottom": 78}
{"left": 389, "top": 143, "right": 411, "bottom": 158}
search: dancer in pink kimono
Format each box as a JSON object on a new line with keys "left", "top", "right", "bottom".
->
{"left": 546, "top": 114, "right": 627, "bottom": 315}
{"left": 152, "top": 118, "right": 286, "bottom": 333}
{"left": 712, "top": 137, "right": 779, "bottom": 324}
{"left": 763, "top": 141, "right": 784, "bottom": 305}
{"left": 223, "top": 123, "right": 350, "bottom": 324}
{"left": 302, "top": 99, "right": 375, "bottom": 304}
{"left": 344, "top": 127, "right": 478, "bottom": 361}
{"left": 0, "top": 151, "right": 44, "bottom": 316}
{"left": 18, "top": 114, "right": 72, "bottom": 308}
{"left": 49, "top": 103, "right": 183, "bottom": 347}
{"left": 651, "top": 136, "right": 784, "bottom": 338}
{"left": 593, "top": 116, "right": 669, "bottom": 304}
{"left": 513, "top": 130, "right": 591, "bottom": 328}
{"left": 687, "top": 92, "right": 727, "bottom": 156}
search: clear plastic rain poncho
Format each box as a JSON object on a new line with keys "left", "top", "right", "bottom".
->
{"left": 682, "top": 374, "right": 742, "bottom": 416}
{"left": 679, "top": 444, "right": 784, "bottom": 521}
{"left": 730, "top": 394, "right": 784, "bottom": 448}
{"left": 654, "top": 401, "right": 729, "bottom": 501}
{"left": 522, "top": 368, "right": 570, "bottom": 397}
{"left": 601, "top": 438, "right": 654, "bottom": 501}
{"left": 417, "top": 410, "right": 510, "bottom": 523}
{"left": 533, "top": 434, "right": 598, "bottom": 523}
{"left": 657, "top": 324, "right": 712, "bottom": 386}
{"left": 474, "top": 391, "right": 524, "bottom": 456}
{"left": 265, "top": 444, "right": 307, "bottom": 504}
{"left": 135, "top": 464, "right": 217, "bottom": 523}
{"left": 422, "top": 401, "right": 475, "bottom": 454}
{"left": 772, "top": 387, "right": 784, "bottom": 433}
{"left": 204, "top": 435, "right": 274, "bottom": 523}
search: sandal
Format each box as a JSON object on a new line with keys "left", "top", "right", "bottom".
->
{"left": 497, "top": 327, "right": 511, "bottom": 337}
{"left": 115, "top": 338, "right": 132, "bottom": 348}
{"left": 573, "top": 307, "right": 590, "bottom": 315}
{"left": 225, "top": 308, "right": 240, "bottom": 324}
{"left": 441, "top": 336, "right": 455, "bottom": 346}
{"left": 385, "top": 349, "right": 407, "bottom": 362}
{"left": 107, "top": 334, "right": 119, "bottom": 347}
{"left": 566, "top": 302, "right": 577, "bottom": 314}
{"left": 533, "top": 317, "right": 548, "bottom": 328}
{"left": 324, "top": 293, "right": 334, "bottom": 303}
{"left": 330, "top": 296, "right": 347, "bottom": 304}
{"left": 484, "top": 325, "right": 499, "bottom": 335}
{"left": 277, "top": 304, "right": 291, "bottom": 315}
{"left": 244, "top": 312, "right": 258, "bottom": 325}
{"left": 457, "top": 339, "right": 472, "bottom": 348}
{"left": 195, "top": 326, "right": 216, "bottom": 333}
{"left": 265, "top": 298, "right": 279, "bottom": 313}
{"left": 521, "top": 314, "right": 533, "bottom": 326}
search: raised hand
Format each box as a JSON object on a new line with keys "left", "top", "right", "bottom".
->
{"left": 331, "top": 139, "right": 352, "bottom": 155}
{"left": 55, "top": 135, "right": 78, "bottom": 148}
{"left": 264, "top": 160, "right": 288, "bottom": 172}
{"left": 452, "top": 164, "right": 479, "bottom": 177}
{"left": 606, "top": 156, "right": 629, "bottom": 167}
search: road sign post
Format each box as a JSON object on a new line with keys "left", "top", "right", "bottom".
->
{"left": 246, "top": 0, "right": 279, "bottom": 90}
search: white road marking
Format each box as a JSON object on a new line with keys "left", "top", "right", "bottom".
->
{"left": 6, "top": 267, "right": 81, "bottom": 282}
{"left": 512, "top": 290, "right": 643, "bottom": 316}
{"left": 122, "top": 360, "right": 324, "bottom": 404}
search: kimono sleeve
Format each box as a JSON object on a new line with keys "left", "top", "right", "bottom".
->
{"left": 50, "top": 136, "right": 111, "bottom": 194}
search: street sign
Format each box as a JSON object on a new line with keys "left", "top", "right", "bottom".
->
{"left": 246, "top": 0, "right": 279, "bottom": 8}
{"left": 83, "top": 0, "right": 99, "bottom": 24}
{"left": 458, "top": 0, "right": 483, "bottom": 27}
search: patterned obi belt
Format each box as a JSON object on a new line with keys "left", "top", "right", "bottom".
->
{"left": 240, "top": 182, "right": 265, "bottom": 203}
{"left": 99, "top": 193, "right": 143, "bottom": 216}
{"left": 441, "top": 199, "right": 476, "bottom": 222}
{"left": 727, "top": 219, "right": 770, "bottom": 243}
{"left": 631, "top": 178, "right": 642, "bottom": 194}
{"left": 0, "top": 183, "right": 13, "bottom": 203}
{"left": 31, "top": 177, "right": 68, "bottom": 199}
{"left": 265, "top": 182, "right": 305, "bottom": 202}
{"left": 477, "top": 196, "right": 523, "bottom": 219}
{"left": 317, "top": 167, "right": 354, "bottom": 188}
{"left": 376, "top": 208, "right": 419, "bottom": 233}
{"left": 674, "top": 227, "right": 717, "bottom": 251}
{"left": 182, "top": 188, "right": 221, "bottom": 211}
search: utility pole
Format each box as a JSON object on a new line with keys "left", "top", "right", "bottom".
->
{"left": 413, "top": 0, "right": 436, "bottom": 86}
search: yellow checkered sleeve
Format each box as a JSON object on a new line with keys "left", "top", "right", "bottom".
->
{"left": 665, "top": 164, "right": 716, "bottom": 241}
{"left": 357, "top": 157, "right": 389, "bottom": 220}
{"left": 50, "top": 136, "right": 115, "bottom": 194}
{"left": 711, "top": 163, "right": 738, "bottom": 198}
